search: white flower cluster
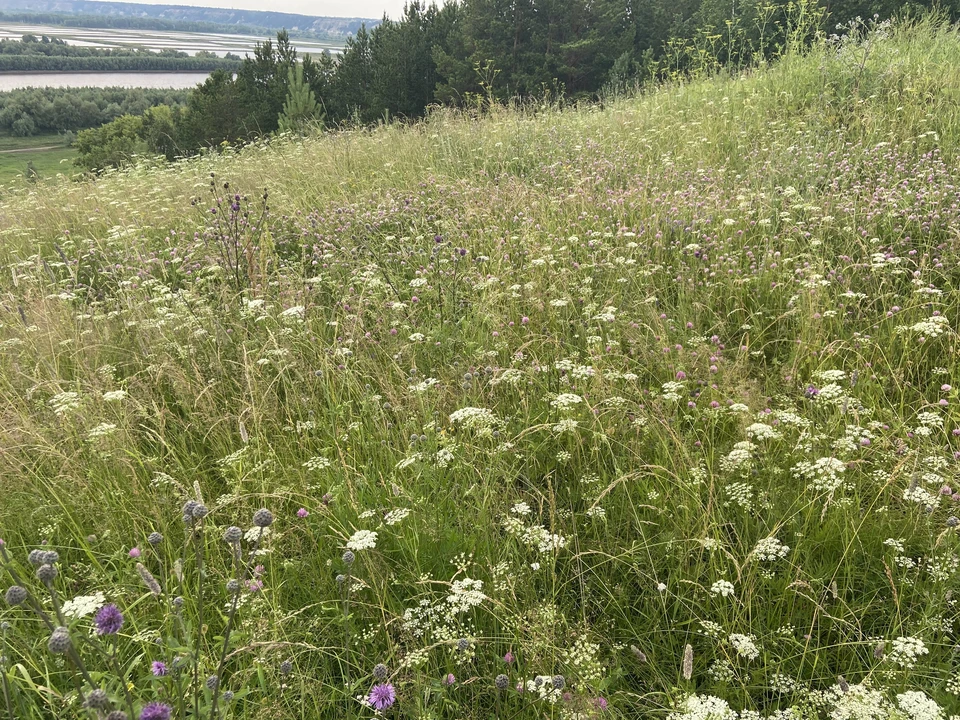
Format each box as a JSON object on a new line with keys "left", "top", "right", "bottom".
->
{"left": 728, "top": 633, "right": 760, "bottom": 661}
{"left": 829, "top": 683, "right": 887, "bottom": 720}
{"left": 345, "top": 529, "right": 378, "bottom": 551}
{"left": 303, "top": 456, "right": 332, "bottom": 471}
{"left": 524, "top": 676, "right": 562, "bottom": 704}
{"left": 449, "top": 406, "right": 500, "bottom": 430}
{"left": 904, "top": 485, "right": 938, "bottom": 505}
{"left": 50, "top": 391, "right": 81, "bottom": 415}
{"left": 551, "top": 393, "right": 583, "bottom": 410}
{"left": 710, "top": 580, "right": 735, "bottom": 598}
{"left": 383, "top": 508, "right": 410, "bottom": 526}
{"left": 791, "top": 457, "right": 846, "bottom": 494}
{"left": 446, "top": 577, "right": 486, "bottom": 614}
{"left": 746, "top": 423, "right": 781, "bottom": 441}
{"left": 667, "top": 694, "right": 737, "bottom": 720}
{"left": 661, "top": 381, "right": 685, "bottom": 402}
{"left": 502, "top": 515, "right": 568, "bottom": 554}
{"left": 752, "top": 537, "right": 790, "bottom": 562}
{"left": 61, "top": 591, "right": 106, "bottom": 619}
{"left": 720, "top": 442, "right": 756, "bottom": 473}
{"left": 562, "top": 636, "right": 604, "bottom": 683}
{"left": 896, "top": 691, "right": 944, "bottom": 720}
{"left": 888, "top": 636, "right": 929, "bottom": 669}
{"left": 102, "top": 389, "right": 127, "bottom": 402}
{"left": 896, "top": 315, "right": 951, "bottom": 338}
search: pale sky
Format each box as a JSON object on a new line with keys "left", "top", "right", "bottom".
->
{"left": 118, "top": 0, "right": 410, "bottom": 20}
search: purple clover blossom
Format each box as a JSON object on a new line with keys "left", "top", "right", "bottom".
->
{"left": 94, "top": 604, "right": 124, "bottom": 635}
{"left": 139, "top": 702, "right": 172, "bottom": 720}
{"left": 368, "top": 683, "right": 396, "bottom": 711}
{"left": 151, "top": 661, "right": 167, "bottom": 676}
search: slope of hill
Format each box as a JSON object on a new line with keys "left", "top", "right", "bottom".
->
{"left": 0, "top": 14, "right": 958, "bottom": 720}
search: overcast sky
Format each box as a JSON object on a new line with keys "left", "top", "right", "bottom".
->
{"left": 119, "top": 0, "right": 410, "bottom": 20}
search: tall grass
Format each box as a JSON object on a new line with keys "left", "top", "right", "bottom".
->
{"left": 0, "top": 14, "right": 958, "bottom": 720}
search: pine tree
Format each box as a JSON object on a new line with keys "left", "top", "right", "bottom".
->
{"left": 278, "top": 62, "right": 322, "bottom": 134}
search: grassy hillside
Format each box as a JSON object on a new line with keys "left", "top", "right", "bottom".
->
{"left": 0, "top": 14, "right": 958, "bottom": 720}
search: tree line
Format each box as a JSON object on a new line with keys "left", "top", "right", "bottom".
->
{"left": 0, "top": 86, "right": 189, "bottom": 136}
{"left": 73, "top": 0, "right": 960, "bottom": 171}
{"left": 0, "top": 36, "right": 239, "bottom": 72}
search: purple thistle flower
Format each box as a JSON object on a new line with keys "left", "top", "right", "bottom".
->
{"left": 94, "top": 604, "right": 124, "bottom": 635}
{"left": 151, "top": 661, "right": 167, "bottom": 676}
{"left": 139, "top": 702, "right": 172, "bottom": 720}
{"left": 368, "top": 683, "right": 396, "bottom": 711}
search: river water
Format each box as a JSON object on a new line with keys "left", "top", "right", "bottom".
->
{"left": 0, "top": 71, "right": 214, "bottom": 90}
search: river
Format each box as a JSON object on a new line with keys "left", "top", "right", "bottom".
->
{"left": 0, "top": 71, "right": 213, "bottom": 90}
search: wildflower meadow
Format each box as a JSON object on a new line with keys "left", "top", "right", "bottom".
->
{"left": 0, "top": 13, "right": 959, "bottom": 720}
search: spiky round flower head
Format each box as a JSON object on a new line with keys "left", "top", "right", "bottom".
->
{"left": 252, "top": 508, "right": 274, "bottom": 528}
{"left": 1, "top": 621, "right": 10, "bottom": 631}
{"left": 106, "top": 713, "right": 128, "bottom": 720}
{"left": 47, "top": 627, "right": 71, "bottom": 654}
{"left": 139, "top": 702, "right": 172, "bottom": 720}
{"left": 85, "top": 689, "right": 110, "bottom": 710}
{"left": 147, "top": 532, "right": 163, "bottom": 546}
{"left": 27, "top": 549, "right": 45, "bottom": 566}
{"left": 456, "top": 637, "right": 470, "bottom": 652}
{"left": 191, "top": 504, "right": 209, "bottom": 520}
{"left": 205, "top": 675, "right": 219, "bottom": 691}
{"left": 182, "top": 513, "right": 193, "bottom": 525}
{"left": 222, "top": 691, "right": 234, "bottom": 703}
{"left": 552, "top": 675, "right": 565, "bottom": 690}
{"left": 279, "top": 660, "right": 293, "bottom": 676}
{"left": 223, "top": 526, "right": 243, "bottom": 544}
{"left": 335, "top": 574, "right": 346, "bottom": 585}
{"left": 367, "top": 683, "right": 396, "bottom": 711}
{"left": 948, "top": 516, "right": 959, "bottom": 528}
{"left": 373, "top": 663, "right": 388, "bottom": 681}
{"left": 495, "top": 674, "right": 510, "bottom": 690}
{"left": 182, "top": 500, "right": 198, "bottom": 517}
{"left": 5, "top": 586, "right": 27, "bottom": 606}
{"left": 36, "top": 564, "right": 57, "bottom": 584}
{"left": 342, "top": 550, "right": 355, "bottom": 566}
{"left": 173, "top": 596, "right": 184, "bottom": 609}
{"left": 42, "top": 550, "right": 59, "bottom": 564}
{"left": 94, "top": 604, "right": 124, "bottom": 635}
{"left": 226, "top": 579, "right": 240, "bottom": 594}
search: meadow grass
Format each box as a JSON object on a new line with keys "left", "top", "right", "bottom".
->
{"left": 0, "top": 14, "right": 958, "bottom": 720}
{"left": 0, "top": 133, "right": 76, "bottom": 185}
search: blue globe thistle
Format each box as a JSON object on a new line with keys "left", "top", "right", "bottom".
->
{"left": 373, "top": 663, "right": 388, "bottom": 681}
{"left": 36, "top": 564, "right": 57, "bottom": 584}
{"left": 84, "top": 689, "right": 110, "bottom": 710}
{"left": 222, "top": 691, "right": 233, "bottom": 702}
{"left": 147, "top": 532, "right": 163, "bottom": 546}
{"left": 205, "top": 675, "right": 219, "bottom": 691}
{"left": 5, "top": 586, "right": 27, "bottom": 605}
{"left": 552, "top": 675, "right": 565, "bottom": 690}
{"left": 253, "top": 508, "right": 274, "bottom": 528}
{"left": 27, "top": 549, "right": 45, "bottom": 566}
{"left": 223, "top": 526, "right": 243, "bottom": 544}
{"left": 182, "top": 501, "right": 198, "bottom": 517}
{"left": 42, "top": 550, "right": 59, "bottom": 564}
{"left": 47, "top": 628, "right": 71, "bottom": 654}
{"left": 279, "top": 660, "right": 293, "bottom": 675}
{"left": 495, "top": 674, "right": 509, "bottom": 690}
{"left": 191, "top": 504, "right": 209, "bottom": 520}
{"left": 456, "top": 637, "right": 470, "bottom": 652}
{"left": 173, "top": 596, "right": 184, "bottom": 609}
{"left": 342, "top": 550, "right": 355, "bottom": 565}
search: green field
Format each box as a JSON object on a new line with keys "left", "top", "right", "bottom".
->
{"left": 0, "top": 14, "right": 958, "bottom": 720}
{"left": 0, "top": 132, "right": 77, "bottom": 184}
